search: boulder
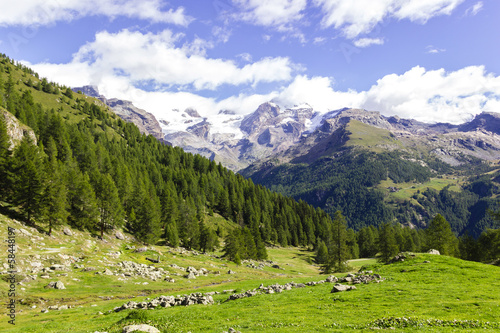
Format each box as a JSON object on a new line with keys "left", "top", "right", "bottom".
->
{"left": 122, "top": 324, "right": 160, "bottom": 333}
{"left": 134, "top": 247, "right": 148, "bottom": 253}
{"left": 331, "top": 284, "right": 356, "bottom": 293}
{"left": 185, "top": 272, "right": 196, "bottom": 279}
{"left": 427, "top": 249, "right": 440, "bottom": 255}
{"left": 63, "top": 227, "right": 73, "bottom": 236}
{"left": 115, "top": 231, "right": 125, "bottom": 240}
{"left": 45, "top": 281, "right": 66, "bottom": 289}
{"left": 227, "top": 270, "right": 236, "bottom": 274}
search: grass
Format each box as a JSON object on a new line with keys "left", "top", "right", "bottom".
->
{"left": 346, "top": 120, "right": 403, "bottom": 152}
{"left": 1, "top": 214, "right": 499, "bottom": 332}
{"left": 378, "top": 176, "right": 463, "bottom": 202}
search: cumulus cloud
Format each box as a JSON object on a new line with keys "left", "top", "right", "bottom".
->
{"left": 353, "top": 37, "right": 384, "bottom": 48}
{"left": 363, "top": 65, "right": 500, "bottom": 123}
{"left": 313, "top": 0, "right": 464, "bottom": 38}
{"left": 30, "top": 29, "right": 294, "bottom": 91}
{"left": 231, "top": 0, "right": 307, "bottom": 31}
{"left": 0, "top": 0, "right": 192, "bottom": 27}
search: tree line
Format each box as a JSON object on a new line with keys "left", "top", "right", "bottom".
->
{"left": 317, "top": 211, "right": 500, "bottom": 273}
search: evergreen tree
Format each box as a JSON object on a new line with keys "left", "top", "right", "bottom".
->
{"left": 426, "top": 214, "right": 457, "bottom": 256}
{"left": 315, "top": 240, "right": 329, "bottom": 264}
{"left": 378, "top": 223, "right": 399, "bottom": 263}
{"left": 11, "top": 136, "right": 45, "bottom": 225}
{"left": 67, "top": 172, "right": 99, "bottom": 230}
{"left": 41, "top": 158, "right": 68, "bottom": 236}
{"left": 223, "top": 228, "right": 242, "bottom": 263}
{"left": 165, "top": 222, "right": 180, "bottom": 247}
{"left": 323, "top": 211, "right": 350, "bottom": 273}
{"left": 94, "top": 173, "right": 123, "bottom": 239}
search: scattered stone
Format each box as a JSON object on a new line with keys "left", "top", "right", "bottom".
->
{"left": 134, "top": 247, "right": 148, "bottom": 253}
{"left": 227, "top": 328, "right": 241, "bottom": 333}
{"left": 122, "top": 324, "right": 160, "bottom": 333}
{"left": 227, "top": 270, "right": 236, "bottom": 274}
{"left": 115, "top": 231, "right": 125, "bottom": 240}
{"left": 427, "top": 249, "right": 440, "bottom": 255}
{"left": 423, "top": 260, "right": 431, "bottom": 263}
{"left": 103, "top": 268, "right": 113, "bottom": 275}
{"left": 325, "top": 275, "right": 338, "bottom": 283}
{"left": 63, "top": 227, "right": 73, "bottom": 236}
{"left": 185, "top": 272, "right": 196, "bottom": 279}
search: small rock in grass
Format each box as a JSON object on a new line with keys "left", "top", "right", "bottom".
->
{"left": 122, "top": 324, "right": 160, "bottom": 333}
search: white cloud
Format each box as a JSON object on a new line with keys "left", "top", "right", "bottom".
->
{"left": 30, "top": 29, "right": 294, "bottom": 91}
{"left": 275, "top": 75, "right": 365, "bottom": 112}
{"left": 363, "top": 65, "right": 500, "bottom": 123}
{"left": 313, "top": 0, "right": 465, "bottom": 38}
{"left": 465, "top": 1, "right": 483, "bottom": 16}
{"left": 313, "top": 37, "right": 327, "bottom": 45}
{"left": 232, "top": 0, "right": 307, "bottom": 31}
{"left": 426, "top": 45, "right": 446, "bottom": 54}
{"left": 0, "top": 0, "right": 192, "bottom": 27}
{"left": 353, "top": 37, "right": 384, "bottom": 48}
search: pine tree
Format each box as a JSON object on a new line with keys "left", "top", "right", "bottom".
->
{"left": 165, "top": 222, "right": 180, "bottom": 247}
{"left": 11, "top": 136, "right": 45, "bottom": 225}
{"left": 426, "top": 214, "right": 457, "bottom": 256}
{"left": 94, "top": 173, "right": 123, "bottom": 239}
{"left": 378, "top": 223, "right": 399, "bottom": 263}
{"left": 223, "top": 229, "right": 242, "bottom": 263}
{"left": 315, "top": 240, "right": 329, "bottom": 264}
{"left": 41, "top": 158, "right": 68, "bottom": 236}
{"left": 67, "top": 172, "right": 99, "bottom": 230}
{"left": 323, "top": 210, "right": 350, "bottom": 273}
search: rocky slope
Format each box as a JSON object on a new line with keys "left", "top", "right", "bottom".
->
{"left": 72, "top": 86, "right": 165, "bottom": 141}
{"left": 159, "top": 102, "right": 500, "bottom": 171}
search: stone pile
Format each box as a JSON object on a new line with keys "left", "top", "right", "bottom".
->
{"left": 340, "top": 272, "right": 384, "bottom": 284}
{"left": 113, "top": 261, "right": 166, "bottom": 281}
{"left": 184, "top": 266, "right": 208, "bottom": 279}
{"left": 389, "top": 252, "right": 416, "bottom": 263}
{"left": 114, "top": 292, "right": 214, "bottom": 312}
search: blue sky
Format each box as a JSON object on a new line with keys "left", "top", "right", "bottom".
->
{"left": 0, "top": 0, "right": 499, "bottom": 125}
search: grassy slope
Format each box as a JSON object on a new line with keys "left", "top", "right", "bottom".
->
{"left": 1, "top": 215, "right": 499, "bottom": 332}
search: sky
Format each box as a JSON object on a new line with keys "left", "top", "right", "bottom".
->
{"left": 0, "top": 0, "right": 499, "bottom": 125}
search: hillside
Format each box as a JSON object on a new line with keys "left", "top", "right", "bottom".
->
{"left": 1, "top": 214, "right": 499, "bottom": 332}
{"left": 0, "top": 53, "right": 339, "bottom": 258}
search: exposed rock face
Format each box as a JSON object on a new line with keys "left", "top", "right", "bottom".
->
{"left": 1, "top": 108, "right": 37, "bottom": 149}
{"left": 72, "top": 86, "right": 165, "bottom": 141}
{"left": 165, "top": 102, "right": 500, "bottom": 171}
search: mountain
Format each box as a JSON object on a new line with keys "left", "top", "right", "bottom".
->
{"left": 72, "top": 85, "right": 166, "bottom": 142}
{"left": 160, "top": 102, "right": 500, "bottom": 171}
{"left": 238, "top": 108, "right": 500, "bottom": 236}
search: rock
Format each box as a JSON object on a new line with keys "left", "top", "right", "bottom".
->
{"left": 227, "top": 270, "right": 236, "bottom": 274}
{"left": 50, "top": 264, "right": 67, "bottom": 271}
{"left": 122, "top": 324, "right": 160, "bottom": 333}
{"left": 63, "top": 227, "right": 73, "bottom": 236}
{"left": 103, "top": 268, "right": 113, "bottom": 275}
{"left": 423, "top": 260, "right": 430, "bottom": 263}
{"left": 325, "top": 275, "right": 338, "bottom": 283}
{"left": 331, "top": 284, "right": 356, "bottom": 293}
{"left": 115, "top": 231, "right": 125, "bottom": 240}
{"left": 134, "top": 247, "right": 148, "bottom": 253}
{"left": 427, "top": 249, "right": 440, "bottom": 255}
{"left": 45, "top": 281, "right": 66, "bottom": 289}
{"left": 185, "top": 272, "right": 196, "bottom": 279}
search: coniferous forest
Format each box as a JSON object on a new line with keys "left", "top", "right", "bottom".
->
{"left": 0, "top": 53, "right": 499, "bottom": 269}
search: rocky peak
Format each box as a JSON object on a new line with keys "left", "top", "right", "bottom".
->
{"left": 240, "top": 102, "right": 281, "bottom": 134}
{"left": 459, "top": 112, "right": 500, "bottom": 134}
